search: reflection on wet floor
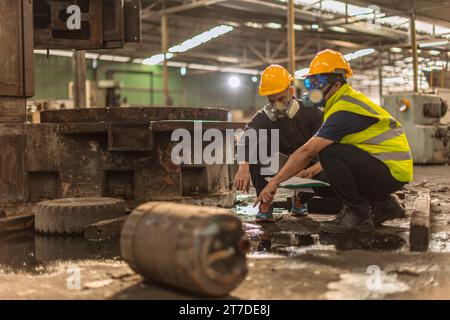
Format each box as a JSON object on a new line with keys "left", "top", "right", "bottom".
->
{"left": 246, "top": 225, "right": 407, "bottom": 254}
{"left": 0, "top": 231, "right": 121, "bottom": 274}
{"left": 240, "top": 200, "right": 410, "bottom": 254}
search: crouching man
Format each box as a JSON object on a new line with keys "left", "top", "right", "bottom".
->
{"left": 234, "top": 64, "right": 324, "bottom": 223}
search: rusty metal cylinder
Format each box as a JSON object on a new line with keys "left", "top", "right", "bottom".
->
{"left": 120, "top": 202, "right": 249, "bottom": 297}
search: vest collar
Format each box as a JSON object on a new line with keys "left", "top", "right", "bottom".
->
{"left": 324, "top": 83, "right": 352, "bottom": 115}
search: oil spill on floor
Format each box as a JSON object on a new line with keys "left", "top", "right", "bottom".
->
{"left": 0, "top": 231, "right": 121, "bottom": 274}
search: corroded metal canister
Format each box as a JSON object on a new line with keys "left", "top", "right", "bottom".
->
{"left": 120, "top": 202, "right": 249, "bottom": 297}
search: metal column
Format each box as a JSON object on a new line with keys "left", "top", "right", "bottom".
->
{"left": 410, "top": 8, "right": 419, "bottom": 93}
{"left": 378, "top": 47, "right": 383, "bottom": 105}
{"left": 162, "top": 13, "right": 170, "bottom": 105}
{"left": 73, "top": 50, "right": 87, "bottom": 109}
{"left": 287, "top": 0, "right": 296, "bottom": 76}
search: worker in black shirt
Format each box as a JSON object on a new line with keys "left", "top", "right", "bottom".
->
{"left": 233, "top": 64, "right": 324, "bottom": 222}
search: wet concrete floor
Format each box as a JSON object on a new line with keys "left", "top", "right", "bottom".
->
{"left": 0, "top": 165, "right": 450, "bottom": 299}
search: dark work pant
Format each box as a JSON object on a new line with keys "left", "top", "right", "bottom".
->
{"left": 319, "top": 143, "right": 405, "bottom": 217}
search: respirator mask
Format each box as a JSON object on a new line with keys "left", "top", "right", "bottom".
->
{"left": 264, "top": 89, "right": 300, "bottom": 121}
{"left": 301, "top": 73, "right": 344, "bottom": 108}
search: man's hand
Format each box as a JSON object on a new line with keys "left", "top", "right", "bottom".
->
{"left": 254, "top": 181, "right": 278, "bottom": 206}
{"left": 234, "top": 163, "right": 251, "bottom": 193}
{"left": 296, "top": 162, "right": 324, "bottom": 179}
{"left": 296, "top": 168, "right": 314, "bottom": 179}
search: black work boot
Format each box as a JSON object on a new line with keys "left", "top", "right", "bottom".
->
{"left": 371, "top": 195, "right": 406, "bottom": 226}
{"left": 319, "top": 207, "right": 374, "bottom": 234}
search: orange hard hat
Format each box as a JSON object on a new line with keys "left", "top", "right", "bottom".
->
{"left": 259, "top": 64, "right": 294, "bottom": 96}
{"left": 308, "top": 49, "right": 353, "bottom": 78}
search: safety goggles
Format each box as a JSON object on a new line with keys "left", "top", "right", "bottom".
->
{"left": 304, "top": 73, "right": 343, "bottom": 90}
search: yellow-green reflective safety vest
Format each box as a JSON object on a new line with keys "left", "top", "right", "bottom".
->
{"left": 323, "top": 84, "right": 413, "bottom": 183}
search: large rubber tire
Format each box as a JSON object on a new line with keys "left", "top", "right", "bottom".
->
{"left": 34, "top": 198, "right": 126, "bottom": 235}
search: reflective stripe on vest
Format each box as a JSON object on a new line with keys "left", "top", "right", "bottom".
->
{"left": 372, "top": 151, "right": 412, "bottom": 162}
{"left": 361, "top": 128, "right": 404, "bottom": 145}
{"left": 340, "top": 95, "right": 378, "bottom": 115}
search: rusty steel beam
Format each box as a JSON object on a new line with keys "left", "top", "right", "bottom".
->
{"left": 410, "top": 7, "right": 419, "bottom": 93}
{"left": 73, "top": 50, "right": 87, "bottom": 109}
{"left": 287, "top": 0, "right": 296, "bottom": 76}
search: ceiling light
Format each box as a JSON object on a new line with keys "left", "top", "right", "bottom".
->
{"left": 344, "top": 48, "right": 375, "bottom": 61}
{"left": 329, "top": 26, "right": 348, "bottom": 33}
{"left": 390, "top": 47, "right": 402, "bottom": 53}
{"left": 419, "top": 40, "right": 448, "bottom": 48}
{"left": 169, "top": 25, "right": 233, "bottom": 53}
{"left": 311, "top": 24, "right": 320, "bottom": 30}
{"left": 228, "top": 76, "right": 241, "bottom": 88}
{"left": 245, "top": 22, "right": 263, "bottom": 29}
{"left": 265, "top": 23, "right": 282, "bottom": 29}
{"left": 143, "top": 25, "right": 234, "bottom": 65}
{"left": 252, "top": 76, "right": 258, "bottom": 83}
{"left": 180, "top": 67, "right": 187, "bottom": 76}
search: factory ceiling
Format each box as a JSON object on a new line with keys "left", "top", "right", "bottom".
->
{"left": 77, "top": 0, "right": 450, "bottom": 86}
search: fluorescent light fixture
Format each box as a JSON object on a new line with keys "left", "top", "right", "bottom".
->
{"left": 419, "top": 40, "right": 448, "bottom": 48}
{"left": 225, "top": 21, "right": 240, "bottom": 27}
{"left": 34, "top": 50, "right": 131, "bottom": 63}
{"left": 344, "top": 48, "right": 375, "bottom": 61}
{"left": 33, "top": 49, "right": 73, "bottom": 57}
{"left": 245, "top": 22, "right": 263, "bottom": 29}
{"left": 429, "top": 50, "right": 441, "bottom": 56}
{"left": 143, "top": 52, "right": 173, "bottom": 65}
{"left": 390, "top": 47, "right": 402, "bottom": 53}
{"left": 265, "top": 22, "right": 282, "bottom": 29}
{"left": 169, "top": 25, "right": 233, "bottom": 53}
{"left": 99, "top": 54, "right": 130, "bottom": 62}
{"left": 329, "top": 26, "right": 347, "bottom": 33}
{"left": 143, "top": 25, "right": 233, "bottom": 65}
{"left": 228, "top": 76, "right": 241, "bottom": 88}
{"left": 293, "top": 24, "right": 304, "bottom": 31}
{"left": 85, "top": 53, "right": 100, "bottom": 59}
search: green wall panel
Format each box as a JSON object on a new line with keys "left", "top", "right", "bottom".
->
{"left": 33, "top": 54, "right": 267, "bottom": 110}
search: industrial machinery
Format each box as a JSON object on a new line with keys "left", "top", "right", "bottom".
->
{"left": 384, "top": 93, "right": 450, "bottom": 164}
{"left": 0, "top": 1, "right": 242, "bottom": 217}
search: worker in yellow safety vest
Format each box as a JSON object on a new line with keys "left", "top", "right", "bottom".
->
{"left": 255, "top": 49, "right": 413, "bottom": 234}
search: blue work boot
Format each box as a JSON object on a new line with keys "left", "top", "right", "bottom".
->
{"left": 255, "top": 203, "right": 275, "bottom": 223}
{"left": 291, "top": 193, "right": 308, "bottom": 217}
